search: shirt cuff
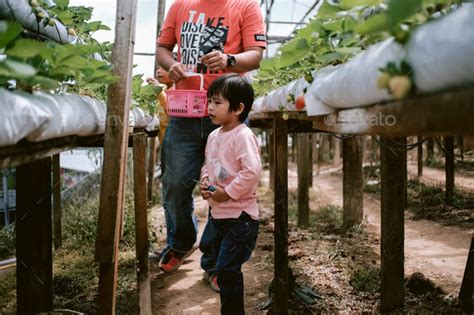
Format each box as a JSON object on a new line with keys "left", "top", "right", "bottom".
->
{"left": 224, "top": 185, "right": 240, "bottom": 201}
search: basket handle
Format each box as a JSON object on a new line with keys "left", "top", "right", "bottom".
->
{"left": 184, "top": 72, "right": 204, "bottom": 90}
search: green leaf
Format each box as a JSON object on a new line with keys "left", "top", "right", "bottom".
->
{"left": 279, "top": 38, "right": 310, "bottom": 68}
{"left": 339, "top": 0, "right": 382, "bottom": 10}
{"left": 58, "top": 55, "right": 89, "bottom": 69}
{"left": 0, "top": 22, "right": 23, "bottom": 49}
{"left": 317, "top": 1, "right": 342, "bottom": 19}
{"left": 55, "top": 11, "right": 74, "bottom": 25}
{"left": 355, "top": 13, "right": 390, "bottom": 34}
{"left": 55, "top": 0, "right": 70, "bottom": 10}
{"left": 4, "top": 59, "right": 37, "bottom": 78}
{"left": 5, "top": 39, "right": 45, "bottom": 58}
{"left": 335, "top": 46, "right": 362, "bottom": 55}
{"left": 387, "top": 0, "right": 423, "bottom": 28}
{"left": 28, "top": 75, "right": 60, "bottom": 89}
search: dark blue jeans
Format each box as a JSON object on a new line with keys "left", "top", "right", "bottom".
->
{"left": 161, "top": 117, "right": 217, "bottom": 253}
{"left": 208, "top": 212, "right": 259, "bottom": 315}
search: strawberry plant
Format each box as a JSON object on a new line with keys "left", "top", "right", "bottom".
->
{"left": 254, "top": 0, "right": 459, "bottom": 97}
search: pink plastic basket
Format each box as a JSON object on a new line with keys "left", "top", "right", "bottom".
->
{"left": 167, "top": 73, "right": 208, "bottom": 118}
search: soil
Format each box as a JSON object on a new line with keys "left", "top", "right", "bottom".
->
{"left": 149, "top": 163, "right": 472, "bottom": 314}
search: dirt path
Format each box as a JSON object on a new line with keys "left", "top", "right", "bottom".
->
{"left": 149, "top": 164, "right": 472, "bottom": 313}
{"left": 407, "top": 162, "right": 474, "bottom": 192}
{"left": 307, "top": 167, "right": 472, "bottom": 296}
{"left": 150, "top": 198, "right": 267, "bottom": 315}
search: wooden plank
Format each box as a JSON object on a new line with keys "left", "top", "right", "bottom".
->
{"left": 16, "top": 158, "right": 53, "bottom": 314}
{"left": 444, "top": 136, "right": 455, "bottom": 205}
{"left": 147, "top": 137, "right": 157, "bottom": 207}
{"left": 0, "top": 135, "right": 104, "bottom": 170}
{"left": 297, "top": 133, "right": 310, "bottom": 228}
{"left": 380, "top": 137, "right": 405, "bottom": 311}
{"left": 133, "top": 133, "right": 152, "bottom": 315}
{"left": 53, "top": 154, "right": 62, "bottom": 249}
{"left": 417, "top": 136, "right": 423, "bottom": 177}
{"left": 342, "top": 137, "right": 363, "bottom": 226}
{"left": 273, "top": 116, "right": 289, "bottom": 314}
{"left": 269, "top": 129, "right": 275, "bottom": 190}
{"left": 459, "top": 235, "right": 474, "bottom": 314}
{"left": 251, "top": 86, "right": 474, "bottom": 136}
{"left": 96, "top": 0, "right": 138, "bottom": 313}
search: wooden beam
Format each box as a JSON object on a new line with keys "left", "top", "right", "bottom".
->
{"left": 380, "top": 137, "right": 405, "bottom": 311}
{"left": 0, "top": 135, "right": 104, "bottom": 170}
{"left": 297, "top": 133, "right": 310, "bottom": 228}
{"left": 52, "top": 154, "right": 62, "bottom": 249}
{"left": 444, "top": 136, "right": 455, "bottom": 205}
{"left": 250, "top": 86, "right": 474, "bottom": 136}
{"left": 133, "top": 133, "right": 152, "bottom": 315}
{"left": 273, "top": 116, "right": 289, "bottom": 314}
{"left": 16, "top": 158, "right": 53, "bottom": 314}
{"left": 96, "top": 0, "right": 138, "bottom": 313}
{"left": 342, "top": 137, "right": 363, "bottom": 226}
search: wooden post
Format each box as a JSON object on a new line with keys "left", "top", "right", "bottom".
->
{"left": 308, "top": 134, "right": 313, "bottom": 187}
{"left": 53, "top": 154, "right": 62, "bottom": 249}
{"left": 297, "top": 134, "right": 310, "bottom": 228}
{"left": 444, "top": 136, "right": 455, "bottom": 205}
{"left": 342, "top": 137, "right": 363, "bottom": 226}
{"left": 314, "top": 133, "right": 320, "bottom": 176}
{"left": 426, "top": 137, "right": 434, "bottom": 164}
{"left": 417, "top": 136, "right": 423, "bottom": 177}
{"left": 380, "top": 137, "right": 405, "bottom": 312}
{"left": 459, "top": 235, "right": 474, "bottom": 314}
{"left": 269, "top": 129, "right": 275, "bottom": 190}
{"left": 95, "top": 0, "right": 138, "bottom": 313}
{"left": 333, "top": 137, "right": 341, "bottom": 167}
{"left": 147, "top": 137, "right": 157, "bottom": 207}
{"left": 133, "top": 133, "right": 152, "bottom": 315}
{"left": 273, "top": 116, "right": 289, "bottom": 314}
{"left": 16, "top": 158, "right": 53, "bottom": 314}
{"left": 401, "top": 138, "right": 408, "bottom": 208}
{"left": 291, "top": 133, "right": 297, "bottom": 163}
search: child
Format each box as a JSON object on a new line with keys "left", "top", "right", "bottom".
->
{"left": 199, "top": 73, "right": 261, "bottom": 314}
{"left": 146, "top": 66, "right": 173, "bottom": 145}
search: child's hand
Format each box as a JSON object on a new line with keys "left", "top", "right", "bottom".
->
{"left": 199, "top": 177, "right": 211, "bottom": 200}
{"left": 146, "top": 77, "right": 159, "bottom": 86}
{"left": 210, "top": 186, "right": 231, "bottom": 203}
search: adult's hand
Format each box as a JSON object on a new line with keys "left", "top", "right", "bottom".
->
{"left": 200, "top": 51, "right": 227, "bottom": 72}
{"left": 168, "top": 62, "right": 188, "bottom": 83}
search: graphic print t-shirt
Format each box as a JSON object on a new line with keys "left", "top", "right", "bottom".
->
{"left": 158, "top": 0, "right": 266, "bottom": 90}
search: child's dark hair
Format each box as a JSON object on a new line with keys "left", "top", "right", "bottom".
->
{"left": 207, "top": 73, "right": 254, "bottom": 122}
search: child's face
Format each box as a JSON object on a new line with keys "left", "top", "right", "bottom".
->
{"left": 156, "top": 67, "right": 172, "bottom": 85}
{"left": 208, "top": 94, "right": 241, "bottom": 129}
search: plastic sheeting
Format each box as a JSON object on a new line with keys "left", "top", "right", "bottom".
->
{"left": 25, "top": 92, "right": 106, "bottom": 142}
{"left": 0, "top": 89, "right": 52, "bottom": 147}
{"left": 0, "top": 0, "right": 77, "bottom": 44}
{"left": 253, "top": 4, "right": 474, "bottom": 116}
{"left": 407, "top": 3, "right": 474, "bottom": 92}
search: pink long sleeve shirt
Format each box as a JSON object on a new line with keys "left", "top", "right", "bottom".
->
{"left": 201, "top": 124, "right": 262, "bottom": 220}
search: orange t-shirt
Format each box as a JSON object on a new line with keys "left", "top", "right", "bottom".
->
{"left": 158, "top": 0, "right": 266, "bottom": 90}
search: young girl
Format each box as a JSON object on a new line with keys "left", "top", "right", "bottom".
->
{"left": 199, "top": 73, "right": 261, "bottom": 314}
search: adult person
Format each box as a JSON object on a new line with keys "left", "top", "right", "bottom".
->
{"left": 156, "top": 0, "right": 266, "bottom": 273}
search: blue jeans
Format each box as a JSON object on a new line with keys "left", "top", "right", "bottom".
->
{"left": 161, "top": 117, "right": 217, "bottom": 253}
{"left": 209, "top": 212, "right": 259, "bottom": 315}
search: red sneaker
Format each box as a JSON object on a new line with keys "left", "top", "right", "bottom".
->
{"left": 210, "top": 274, "right": 220, "bottom": 293}
{"left": 159, "top": 249, "right": 186, "bottom": 273}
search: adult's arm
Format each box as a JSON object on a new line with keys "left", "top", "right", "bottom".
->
{"left": 200, "top": 46, "right": 264, "bottom": 73}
